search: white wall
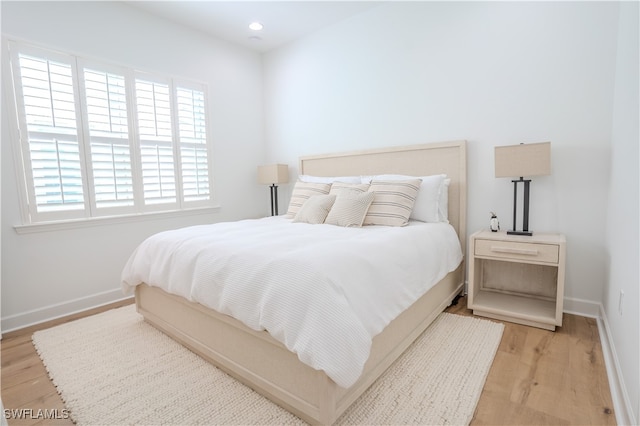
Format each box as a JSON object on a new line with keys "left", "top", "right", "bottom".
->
{"left": 1, "top": 0, "right": 635, "bottom": 420}
{"left": 264, "top": 1, "right": 638, "bottom": 421}
{"left": 604, "top": 2, "right": 639, "bottom": 423}
{"left": 263, "top": 1, "right": 619, "bottom": 306}
{"left": 1, "top": 1, "right": 266, "bottom": 330}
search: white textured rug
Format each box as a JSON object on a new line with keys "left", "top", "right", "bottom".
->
{"left": 33, "top": 305, "right": 503, "bottom": 425}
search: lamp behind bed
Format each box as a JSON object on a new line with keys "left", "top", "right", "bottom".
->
{"left": 257, "top": 164, "right": 289, "bottom": 216}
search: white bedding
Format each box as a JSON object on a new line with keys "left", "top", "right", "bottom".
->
{"left": 121, "top": 216, "right": 462, "bottom": 388}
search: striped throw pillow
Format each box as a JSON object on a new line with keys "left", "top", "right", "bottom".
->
{"left": 364, "top": 179, "right": 421, "bottom": 226}
{"left": 293, "top": 194, "right": 336, "bottom": 224}
{"left": 324, "top": 190, "right": 375, "bottom": 227}
{"left": 329, "top": 182, "right": 370, "bottom": 196}
{"left": 286, "top": 181, "right": 332, "bottom": 217}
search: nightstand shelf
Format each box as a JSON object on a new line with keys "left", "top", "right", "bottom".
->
{"left": 468, "top": 230, "right": 566, "bottom": 331}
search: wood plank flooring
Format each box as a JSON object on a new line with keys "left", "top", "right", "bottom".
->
{"left": 447, "top": 298, "right": 616, "bottom": 425}
{"left": 1, "top": 296, "right": 616, "bottom": 425}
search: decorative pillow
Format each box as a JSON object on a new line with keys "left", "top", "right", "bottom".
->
{"left": 324, "top": 190, "right": 375, "bottom": 227}
{"left": 293, "top": 194, "right": 336, "bottom": 224}
{"left": 364, "top": 174, "right": 447, "bottom": 223}
{"left": 329, "top": 182, "right": 370, "bottom": 196}
{"left": 286, "top": 180, "right": 331, "bottom": 217}
{"left": 299, "top": 175, "right": 361, "bottom": 184}
{"left": 364, "top": 179, "right": 422, "bottom": 227}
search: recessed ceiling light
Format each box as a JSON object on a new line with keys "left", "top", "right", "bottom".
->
{"left": 249, "top": 22, "right": 263, "bottom": 31}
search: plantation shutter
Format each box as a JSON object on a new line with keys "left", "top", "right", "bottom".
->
{"left": 14, "top": 52, "right": 86, "bottom": 216}
{"left": 134, "top": 78, "right": 177, "bottom": 206}
{"left": 176, "top": 86, "right": 210, "bottom": 202}
{"left": 9, "top": 41, "right": 216, "bottom": 225}
{"left": 83, "top": 68, "right": 135, "bottom": 211}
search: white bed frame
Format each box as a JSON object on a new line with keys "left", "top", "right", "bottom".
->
{"left": 135, "top": 140, "right": 467, "bottom": 425}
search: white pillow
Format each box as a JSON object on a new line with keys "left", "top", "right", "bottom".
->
{"left": 363, "top": 174, "right": 447, "bottom": 223}
{"left": 439, "top": 178, "right": 451, "bottom": 223}
{"left": 299, "top": 175, "right": 361, "bottom": 184}
{"left": 324, "top": 191, "right": 375, "bottom": 227}
{"left": 293, "top": 194, "right": 336, "bottom": 224}
{"left": 364, "top": 179, "right": 422, "bottom": 227}
{"left": 286, "top": 180, "right": 331, "bottom": 217}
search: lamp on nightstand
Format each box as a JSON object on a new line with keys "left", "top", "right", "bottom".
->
{"left": 495, "top": 142, "right": 551, "bottom": 236}
{"left": 257, "top": 164, "right": 289, "bottom": 216}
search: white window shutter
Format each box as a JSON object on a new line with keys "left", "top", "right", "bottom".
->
{"left": 83, "top": 68, "right": 135, "bottom": 210}
{"left": 9, "top": 41, "right": 215, "bottom": 225}
{"left": 135, "top": 78, "right": 177, "bottom": 206}
{"left": 15, "top": 53, "right": 86, "bottom": 215}
{"left": 176, "top": 87, "right": 210, "bottom": 202}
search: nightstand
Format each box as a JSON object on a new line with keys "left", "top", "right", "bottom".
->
{"left": 467, "top": 230, "right": 566, "bottom": 331}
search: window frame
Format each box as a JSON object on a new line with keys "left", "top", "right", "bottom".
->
{"left": 6, "top": 39, "right": 216, "bottom": 226}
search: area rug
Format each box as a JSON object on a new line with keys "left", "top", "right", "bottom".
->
{"left": 33, "top": 305, "right": 503, "bottom": 425}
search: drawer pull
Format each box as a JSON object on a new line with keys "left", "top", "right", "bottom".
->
{"left": 491, "top": 246, "right": 539, "bottom": 256}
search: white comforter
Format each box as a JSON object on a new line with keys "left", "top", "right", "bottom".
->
{"left": 121, "top": 216, "right": 462, "bottom": 388}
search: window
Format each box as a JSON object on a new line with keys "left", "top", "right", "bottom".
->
{"left": 176, "top": 86, "right": 210, "bottom": 203}
{"left": 83, "top": 67, "right": 134, "bottom": 210}
{"left": 8, "top": 41, "right": 213, "bottom": 224}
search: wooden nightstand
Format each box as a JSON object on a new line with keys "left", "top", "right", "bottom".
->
{"left": 467, "top": 230, "right": 566, "bottom": 331}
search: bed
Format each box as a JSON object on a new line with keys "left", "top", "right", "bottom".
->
{"left": 123, "top": 140, "right": 467, "bottom": 425}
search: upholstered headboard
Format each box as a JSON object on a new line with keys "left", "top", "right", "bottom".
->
{"left": 299, "top": 140, "right": 467, "bottom": 257}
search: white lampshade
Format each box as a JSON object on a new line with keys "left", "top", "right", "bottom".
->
{"left": 257, "top": 164, "right": 289, "bottom": 185}
{"left": 495, "top": 142, "right": 551, "bottom": 178}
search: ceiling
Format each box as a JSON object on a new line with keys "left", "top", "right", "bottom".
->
{"left": 125, "top": 1, "right": 382, "bottom": 53}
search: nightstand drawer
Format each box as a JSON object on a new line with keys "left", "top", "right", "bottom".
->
{"left": 475, "top": 239, "right": 559, "bottom": 264}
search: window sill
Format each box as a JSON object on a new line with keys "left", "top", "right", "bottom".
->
{"left": 13, "top": 205, "right": 221, "bottom": 234}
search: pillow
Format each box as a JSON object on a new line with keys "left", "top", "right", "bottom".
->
{"left": 298, "top": 175, "right": 361, "bottom": 184}
{"left": 363, "top": 179, "right": 421, "bottom": 227}
{"left": 324, "top": 190, "right": 375, "bottom": 227}
{"left": 411, "top": 174, "right": 446, "bottom": 223}
{"left": 293, "top": 194, "right": 336, "bottom": 224}
{"left": 329, "top": 182, "right": 370, "bottom": 196}
{"left": 286, "top": 180, "right": 331, "bottom": 217}
{"left": 363, "top": 174, "right": 447, "bottom": 223}
{"left": 438, "top": 178, "right": 451, "bottom": 223}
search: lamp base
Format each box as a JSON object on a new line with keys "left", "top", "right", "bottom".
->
{"left": 509, "top": 178, "right": 533, "bottom": 237}
{"left": 269, "top": 184, "right": 279, "bottom": 216}
{"left": 507, "top": 230, "right": 533, "bottom": 236}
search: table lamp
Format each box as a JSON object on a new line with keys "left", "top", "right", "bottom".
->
{"left": 494, "top": 142, "right": 551, "bottom": 236}
{"left": 257, "top": 164, "right": 289, "bottom": 216}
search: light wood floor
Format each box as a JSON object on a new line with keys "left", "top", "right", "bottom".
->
{"left": 1, "top": 296, "right": 616, "bottom": 425}
{"left": 447, "top": 297, "right": 616, "bottom": 425}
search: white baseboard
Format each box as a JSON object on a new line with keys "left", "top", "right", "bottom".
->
{"left": 563, "top": 296, "right": 601, "bottom": 318}
{"left": 1, "top": 288, "right": 132, "bottom": 334}
{"left": 597, "top": 305, "right": 636, "bottom": 426}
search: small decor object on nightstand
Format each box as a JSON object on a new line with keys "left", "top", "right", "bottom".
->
{"left": 489, "top": 212, "right": 500, "bottom": 232}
